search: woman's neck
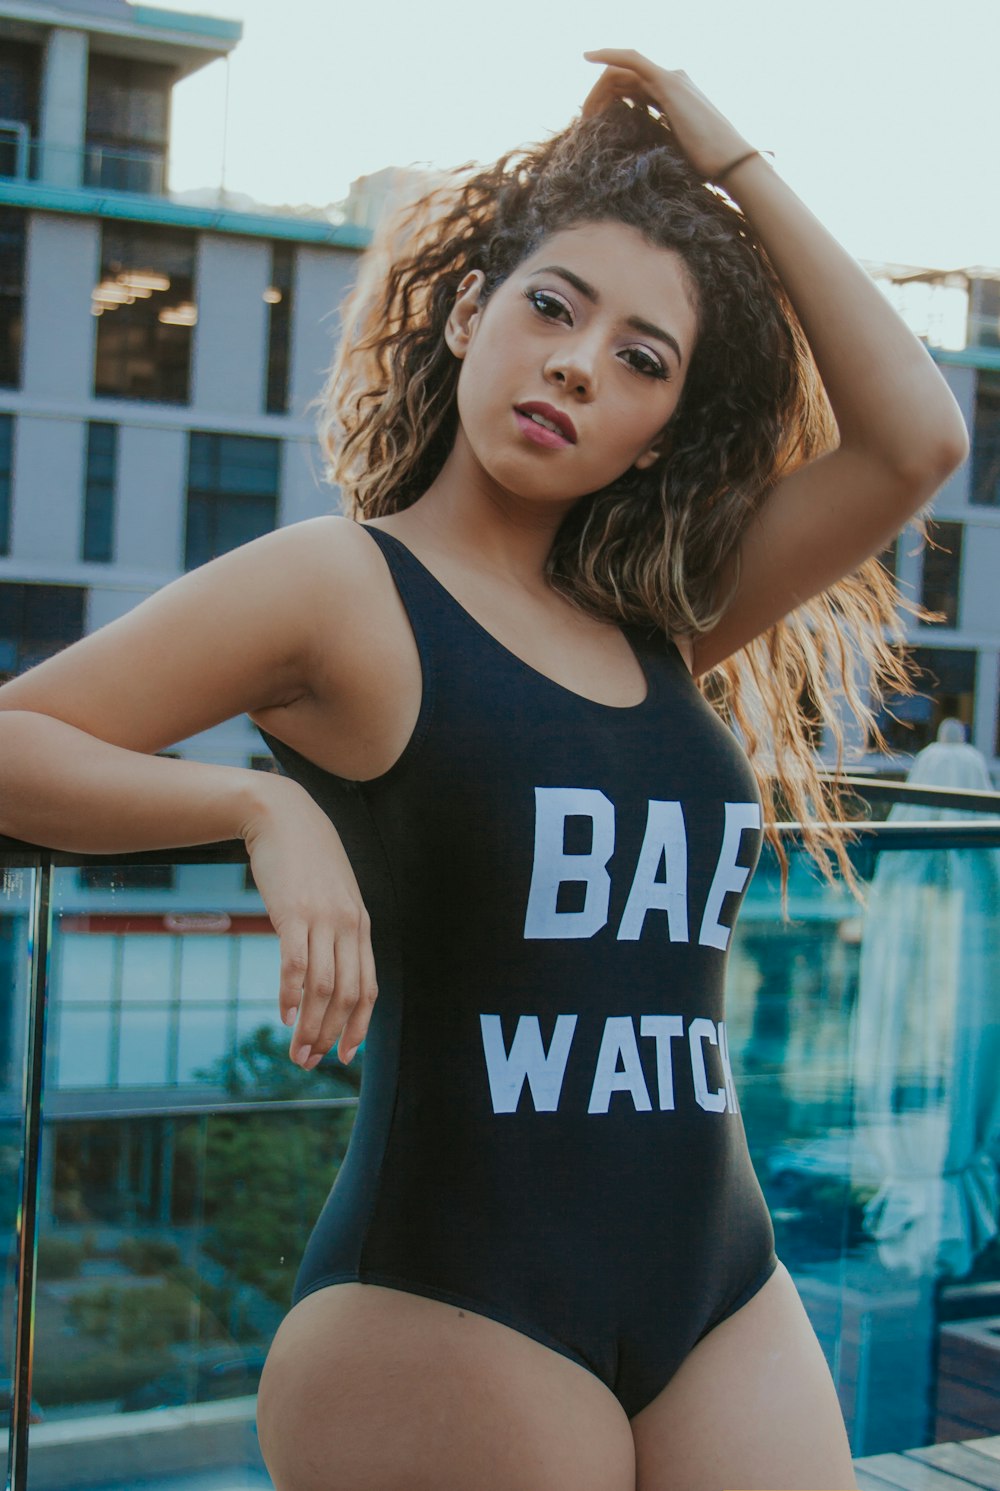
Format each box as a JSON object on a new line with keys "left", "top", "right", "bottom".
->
{"left": 397, "top": 428, "right": 580, "bottom": 586}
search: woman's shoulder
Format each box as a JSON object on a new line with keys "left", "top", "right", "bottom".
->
{"left": 286, "top": 514, "right": 405, "bottom": 620}
{"left": 285, "top": 511, "right": 410, "bottom": 667}
{"left": 247, "top": 513, "right": 425, "bottom": 781}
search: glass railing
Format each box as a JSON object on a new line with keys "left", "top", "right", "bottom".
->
{"left": 0, "top": 137, "right": 168, "bottom": 197}
{"left": 2, "top": 774, "right": 999, "bottom": 1489}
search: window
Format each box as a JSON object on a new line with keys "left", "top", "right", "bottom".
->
{"left": 869, "top": 645, "right": 977, "bottom": 754}
{"left": 877, "top": 534, "right": 898, "bottom": 581}
{"left": 265, "top": 242, "right": 295, "bottom": 414}
{"left": 82, "top": 422, "right": 117, "bottom": 563}
{"left": 50, "top": 927, "right": 292, "bottom": 1094}
{"left": 94, "top": 225, "right": 196, "bottom": 402}
{"left": 0, "top": 413, "right": 11, "bottom": 558}
{"left": 0, "top": 41, "right": 40, "bottom": 180}
{"left": 0, "top": 207, "right": 25, "bottom": 388}
{"left": 919, "top": 520, "right": 963, "bottom": 628}
{"left": 971, "top": 371, "right": 1000, "bottom": 507}
{"left": 185, "top": 432, "right": 280, "bottom": 569}
{"left": 0, "top": 583, "right": 86, "bottom": 685}
{"left": 798, "top": 669, "right": 824, "bottom": 753}
{"left": 85, "top": 54, "right": 171, "bottom": 195}
{"left": 968, "top": 276, "right": 1000, "bottom": 350}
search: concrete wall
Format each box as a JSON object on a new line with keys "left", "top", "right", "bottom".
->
{"left": 280, "top": 433, "right": 334, "bottom": 526}
{"left": 191, "top": 235, "right": 271, "bottom": 416}
{"left": 288, "top": 245, "right": 357, "bottom": 418}
{"left": 22, "top": 214, "right": 99, "bottom": 400}
{"left": 115, "top": 424, "right": 188, "bottom": 572}
{"left": 935, "top": 363, "right": 976, "bottom": 511}
{"left": 10, "top": 414, "right": 85, "bottom": 563}
{"left": 38, "top": 27, "right": 88, "bottom": 189}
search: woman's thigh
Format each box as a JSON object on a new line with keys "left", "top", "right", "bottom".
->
{"left": 629, "top": 1261, "right": 858, "bottom": 1491}
{"left": 256, "top": 1280, "right": 637, "bottom": 1491}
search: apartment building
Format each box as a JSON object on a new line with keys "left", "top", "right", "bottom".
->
{"left": 0, "top": 0, "right": 998, "bottom": 1122}
{"left": 0, "top": 0, "right": 368, "bottom": 1117}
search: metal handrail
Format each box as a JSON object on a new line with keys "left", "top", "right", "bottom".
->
{"left": 820, "top": 771, "right": 1000, "bottom": 816}
{"left": 2, "top": 775, "right": 999, "bottom": 867}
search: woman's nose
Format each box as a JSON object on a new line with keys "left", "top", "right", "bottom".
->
{"left": 545, "top": 345, "right": 596, "bottom": 398}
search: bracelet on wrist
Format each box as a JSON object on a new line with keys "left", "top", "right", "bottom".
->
{"left": 712, "top": 146, "right": 774, "bottom": 185}
{"left": 714, "top": 148, "right": 761, "bottom": 185}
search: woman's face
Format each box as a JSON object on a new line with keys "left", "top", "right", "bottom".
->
{"left": 445, "top": 219, "right": 700, "bottom": 509}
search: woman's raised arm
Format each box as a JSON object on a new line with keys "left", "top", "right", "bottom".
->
{"left": 582, "top": 49, "right": 970, "bottom": 675}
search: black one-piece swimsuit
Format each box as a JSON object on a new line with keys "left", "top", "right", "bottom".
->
{"left": 255, "top": 521, "right": 778, "bottom": 1420}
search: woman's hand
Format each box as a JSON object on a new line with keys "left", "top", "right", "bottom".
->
{"left": 241, "top": 776, "right": 378, "bottom": 1070}
{"left": 581, "top": 49, "right": 754, "bottom": 182}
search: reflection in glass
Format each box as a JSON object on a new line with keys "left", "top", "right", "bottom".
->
{"left": 850, "top": 721, "right": 1000, "bottom": 1279}
{"left": 0, "top": 207, "right": 25, "bottom": 390}
{"left": 919, "top": 520, "right": 964, "bottom": 629}
{"left": 2, "top": 805, "right": 998, "bottom": 1475}
{"left": 94, "top": 224, "right": 196, "bottom": 402}
{"left": 734, "top": 748, "right": 1000, "bottom": 1454}
{"left": 0, "top": 867, "right": 35, "bottom": 1459}
{"left": 120, "top": 934, "right": 173, "bottom": 1002}
{"left": 54, "top": 1008, "right": 112, "bottom": 1088}
{"left": 82, "top": 421, "right": 117, "bottom": 564}
{"left": 185, "top": 431, "right": 281, "bottom": 569}
{"left": 971, "top": 370, "right": 1000, "bottom": 507}
{"left": 56, "top": 933, "right": 115, "bottom": 1003}
{"left": 117, "top": 1007, "right": 171, "bottom": 1085}
{"left": 176, "top": 1006, "right": 229, "bottom": 1084}
{"left": 870, "top": 645, "right": 977, "bottom": 754}
{"left": 179, "top": 935, "right": 231, "bottom": 1002}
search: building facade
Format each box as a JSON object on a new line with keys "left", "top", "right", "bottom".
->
{"left": 866, "top": 261, "right": 1000, "bottom": 776}
{"left": 0, "top": 0, "right": 370, "bottom": 1120}
{"left": 1, "top": 0, "right": 999, "bottom": 1120}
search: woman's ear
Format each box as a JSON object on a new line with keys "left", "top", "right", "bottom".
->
{"left": 634, "top": 431, "right": 670, "bottom": 471}
{"left": 444, "top": 270, "right": 487, "bottom": 360}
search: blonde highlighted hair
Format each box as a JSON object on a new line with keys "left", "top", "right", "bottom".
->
{"left": 317, "top": 100, "right": 940, "bottom": 917}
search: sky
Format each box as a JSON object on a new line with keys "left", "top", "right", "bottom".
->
{"left": 166, "top": 0, "right": 1000, "bottom": 273}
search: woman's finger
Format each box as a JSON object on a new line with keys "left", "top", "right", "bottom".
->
{"left": 580, "top": 63, "right": 657, "bottom": 121}
{"left": 583, "top": 47, "right": 657, "bottom": 76}
{"left": 279, "top": 922, "right": 309, "bottom": 1032}
{"left": 292, "top": 923, "right": 337, "bottom": 1065}
{"left": 580, "top": 73, "right": 632, "bottom": 120}
{"left": 343, "top": 927, "right": 379, "bottom": 1062}
{"left": 318, "top": 924, "right": 362, "bottom": 1062}
{"left": 580, "top": 51, "right": 749, "bottom": 178}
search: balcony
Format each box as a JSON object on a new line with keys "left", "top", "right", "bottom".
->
{"left": 2, "top": 775, "right": 1000, "bottom": 1489}
{"left": 0, "top": 127, "right": 167, "bottom": 198}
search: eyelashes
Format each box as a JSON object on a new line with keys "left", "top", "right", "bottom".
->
{"left": 523, "top": 289, "right": 670, "bottom": 381}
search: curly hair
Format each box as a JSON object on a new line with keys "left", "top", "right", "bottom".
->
{"left": 317, "top": 98, "right": 940, "bottom": 917}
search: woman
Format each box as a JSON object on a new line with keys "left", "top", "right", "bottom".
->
{"left": 0, "top": 49, "right": 967, "bottom": 1491}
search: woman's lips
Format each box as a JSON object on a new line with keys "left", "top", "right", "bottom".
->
{"left": 513, "top": 409, "right": 574, "bottom": 449}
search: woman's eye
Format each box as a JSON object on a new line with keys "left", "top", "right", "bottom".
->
{"left": 524, "top": 289, "right": 669, "bottom": 381}
{"left": 525, "top": 289, "right": 570, "bottom": 321}
{"left": 623, "top": 347, "right": 669, "bottom": 381}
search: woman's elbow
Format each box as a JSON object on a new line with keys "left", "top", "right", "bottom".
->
{"left": 895, "top": 418, "right": 970, "bottom": 499}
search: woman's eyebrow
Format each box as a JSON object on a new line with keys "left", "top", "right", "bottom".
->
{"left": 531, "top": 264, "right": 684, "bottom": 367}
